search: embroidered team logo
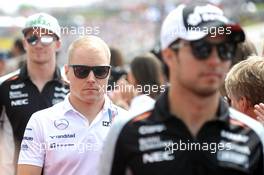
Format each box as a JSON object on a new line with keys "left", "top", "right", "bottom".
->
{"left": 54, "top": 119, "right": 69, "bottom": 130}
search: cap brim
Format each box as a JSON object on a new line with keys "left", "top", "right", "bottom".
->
{"left": 22, "top": 27, "right": 60, "bottom": 39}
{"left": 206, "top": 21, "right": 245, "bottom": 42}
{"left": 224, "top": 23, "right": 245, "bottom": 43}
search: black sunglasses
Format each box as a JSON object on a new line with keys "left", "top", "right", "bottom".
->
{"left": 69, "top": 65, "right": 111, "bottom": 79}
{"left": 26, "top": 35, "right": 55, "bottom": 46}
{"left": 170, "top": 39, "right": 237, "bottom": 61}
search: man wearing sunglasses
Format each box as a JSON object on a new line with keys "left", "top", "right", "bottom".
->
{"left": 98, "top": 3, "right": 264, "bottom": 175}
{"left": 17, "top": 36, "right": 128, "bottom": 175}
{"left": 0, "top": 13, "right": 69, "bottom": 173}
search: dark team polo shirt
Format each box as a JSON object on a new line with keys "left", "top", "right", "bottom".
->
{"left": 99, "top": 91, "right": 264, "bottom": 175}
{"left": 0, "top": 65, "right": 69, "bottom": 144}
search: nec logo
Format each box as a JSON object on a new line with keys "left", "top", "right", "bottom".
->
{"left": 11, "top": 99, "right": 28, "bottom": 106}
{"left": 143, "top": 151, "right": 174, "bottom": 164}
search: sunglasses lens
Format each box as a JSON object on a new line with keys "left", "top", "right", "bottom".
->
{"left": 191, "top": 40, "right": 212, "bottom": 60}
{"left": 191, "top": 40, "right": 236, "bottom": 61}
{"left": 217, "top": 42, "right": 236, "bottom": 61}
{"left": 72, "top": 66, "right": 90, "bottom": 79}
{"left": 26, "top": 35, "right": 38, "bottom": 45}
{"left": 93, "top": 66, "right": 110, "bottom": 79}
{"left": 26, "top": 35, "right": 54, "bottom": 46}
{"left": 40, "top": 36, "right": 54, "bottom": 45}
{"left": 70, "top": 65, "right": 110, "bottom": 79}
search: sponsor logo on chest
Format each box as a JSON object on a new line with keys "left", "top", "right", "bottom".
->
{"left": 9, "top": 83, "right": 29, "bottom": 106}
{"left": 217, "top": 130, "right": 251, "bottom": 170}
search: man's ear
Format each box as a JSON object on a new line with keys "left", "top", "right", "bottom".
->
{"left": 64, "top": 64, "right": 70, "bottom": 83}
{"left": 64, "top": 64, "right": 69, "bottom": 75}
{"left": 22, "top": 38, "right": 28, "bottom": 51}
{"left": 162, "top": 48, "right": 175, "bottom": 67}
{"left": 55, "top": 40, "right": 61, "bottom": 50}
{"left": 238, "top": 96, "right": 251, "bottom": 113}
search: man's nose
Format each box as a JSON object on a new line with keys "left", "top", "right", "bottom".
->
{"left": 86, "top": 70, "right": 96, "bottom": 82}
{"left": 34, "top": 38, "right": 44, "bottom": 48}
{"left": 206, "top": 47, "right": 222, "bottom": 65}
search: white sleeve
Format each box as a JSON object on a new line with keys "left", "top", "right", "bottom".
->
{"left": 18, "top": 114, "right": 45, "bottom": 167}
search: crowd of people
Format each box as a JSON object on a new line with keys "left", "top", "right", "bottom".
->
{"left": 1, "top": 2, "right": 264, "bottom": 175}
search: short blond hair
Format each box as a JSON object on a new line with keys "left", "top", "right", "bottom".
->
{"left": 67, "top": 35, "right": 111, "bottom": 64}
{"left": 225, "top": 56, "right": 264, "bottom": 106}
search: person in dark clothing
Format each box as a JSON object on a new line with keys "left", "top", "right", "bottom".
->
{"left": 98, "top": 3, "right": 264, "bottom": 175}
{"left": 0, "top": 12, "right": 69, "bottom": 173}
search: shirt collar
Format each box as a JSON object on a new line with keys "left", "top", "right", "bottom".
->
{"left": 102, "top": 94, "right": 113, "bottom": 114}
{"left": 153, "top": 89, "right": 230, "bottom": 123}
{"left": 62, "top": 94, "right": 76, "bottom": 115}
{"left": 62, "top": 94, "right": 117, "bottom": 121}
{"left": 19, "top": 64, "right": 62, "bottom": 81}
{"left": 99, "top": 94, "right": 120, "bottom": 123}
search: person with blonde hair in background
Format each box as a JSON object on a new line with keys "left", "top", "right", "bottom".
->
{"left": 225, "top": 56, "right": 264, "bottom": 121}
{"left": 17, "top": 36, "right": 127, "bottom": 175}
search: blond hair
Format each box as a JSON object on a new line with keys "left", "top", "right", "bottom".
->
{"left": 67, "top": 35, "right": 111, "bottom": 64}
{"left": 225, "top": 56, "right": 264, "bottom": 106}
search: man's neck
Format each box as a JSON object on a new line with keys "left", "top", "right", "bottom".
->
{"left": 69, "top": 95, "right": 105, "bottom": 124}
{"left": 245, "top": 107, "right": 258, "bottom": 121}
{"left": 27, "top": 61, "right": 56, "bottom": 91}
{"left": 169, "top": 85, "right": 220, "bottom": 137}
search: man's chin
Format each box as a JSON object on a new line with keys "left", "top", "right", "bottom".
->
{"left": 82, "top": 95, "right": 103, "bottom": 103}
{"left": 193, "top": 88, "right": 218, "bottom": 98}
{"left": 82, "top": 98, "right": 97, "bottom": 104}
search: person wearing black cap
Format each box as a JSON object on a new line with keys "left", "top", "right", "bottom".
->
{"left": 0, "top": 13, "right": 69, "bottom": 173}
{"left": 98, "top": 3, "right": 264, "bottom": 175}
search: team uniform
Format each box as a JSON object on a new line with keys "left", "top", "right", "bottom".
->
{"left": 18, "top": 95, "right": 128, "bottom": 175}
{"left": 0, "top": 65, "right": 69, "bottom": 146}
{"left": 98, "top": 90, "right": 264, "bottom": 175}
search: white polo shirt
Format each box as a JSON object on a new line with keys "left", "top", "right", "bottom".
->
{"left": 18, "top": 94, "right": 128, "bottom": 175}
